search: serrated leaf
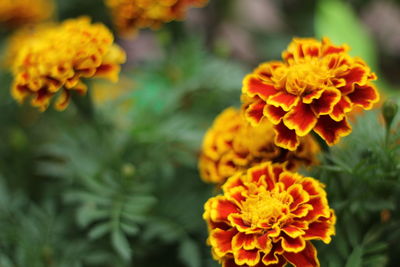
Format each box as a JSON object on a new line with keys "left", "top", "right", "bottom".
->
{"left": 120, "top": 222, "right": 139, "bottom": 235}
{"left": 178, "top": 238, "right": 201, "bottom": 267}
{"left": 111, "top": 229, "right": 131, "bottom": 261}
{"left": 345, "top": 246, "right": 363, "bottom": 267}
{"left": 76, "top": 206, "right": 108, "bottom": 228}
{"left": 88, "top": 222, "right": 110, "bottom": 240}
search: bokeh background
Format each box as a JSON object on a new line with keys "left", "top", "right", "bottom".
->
{"left": 0, "top": 0, "right": 400, "bottom": 266}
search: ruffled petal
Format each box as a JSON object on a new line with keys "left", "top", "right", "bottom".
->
{"left": 273, "top": 122, "right": 300, "bottom": 151}
{"left": 242, "top": 75, "right": 278, "bottom": 99}
{"left": 283, "top": 103, "right": 317, "bottom": 136}
{"left": 314, "top": 116, "right": 351, "bottom": 145}
{"left": 281, "top": 235, "right": 306, "bottom": 253}
{"left": 310, "top": 88, "right": 341, "bottom": 115}
{"left": 330, "top": 96, "right": 352, "bottom": 121}
{"left": 263, "top": 105, "right": 286, "bottom": 125}
{"left": 232, "top": 232, "right": 257, "bottom": 250}
{"left": 284, "top": 242, "right": 319, "bottom": 267}
{"left": 234, "top": 248, "right": 261, "bottom": 266}
{"left": 244, "top": 97, "right": 266, "bottom": 126}
{"left": 347, "top": 84, "right": 379, "bottom": 110}
{"left": 209, "top": 228, "right": 237, "bottom": 257}
{"left": 267, "top": 91, "right": 299, "bottom": 111}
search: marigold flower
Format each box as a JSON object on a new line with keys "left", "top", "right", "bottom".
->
{"left": 242, "top": 37, "right": 380, "bottom": 150}
{"left": 105, "top": 0, "right": 208, "bottom": 35}
{"left": 203, "top": 161, "right": 336, "bottom": 267}
{"left": 199, "top": 107, "right": 320, "bottom": 184}
{"left": 0, "top": 0, "right": 53, "bottom": 28}
{"left": 9, "top": 17, "right": 126, "bottom": 111}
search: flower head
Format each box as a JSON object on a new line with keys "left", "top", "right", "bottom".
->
{"left": 9, "top": 17, "right": 126, "bottom": 111}
{"left": 105, "top": 0, "right": 208, "bottom": 36}
{"left": 242, "top": 37, "right": 380, "bottom": 150}
{"left": 199, "top": 107, "right": 320, "bottom": 184}
{"left": 203, "top": 162, "right": 335, "bottom": 267}
{"left": 0, "top": 0, "right": 53, "bottom": 28}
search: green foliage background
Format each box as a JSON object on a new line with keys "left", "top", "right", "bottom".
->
{"left": 0, "top": 0, "right": 400, "bottom": 266}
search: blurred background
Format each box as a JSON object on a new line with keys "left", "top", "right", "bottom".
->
{"left": 0, "top": 0, "right": 400, "bottom": 266}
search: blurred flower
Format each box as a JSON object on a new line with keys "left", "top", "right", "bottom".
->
{"left": 242, "top": 37, "right": 380, "bottom": 150}
{"left": 0, "top": 0, "right": 53, "bottom": 28}
{"left": 9, "top": 17, "right": 126, "bottom": 111}
{"left": 199, "top": 107, "right": 320, "bottom": 185}
{"left": 105, "top": 0, "right": 208, "bottom": 36}
{"left": 203, "top": 161, "right": 335, "bottom": 267}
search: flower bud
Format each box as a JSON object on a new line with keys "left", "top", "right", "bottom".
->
{"left": 382, "top": 100, "right": 399, "bottom": 129}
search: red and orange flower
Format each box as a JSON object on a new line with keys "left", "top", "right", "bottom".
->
{"left": 0, "top": 0, "right": 54, "bottom": 28}
{"left": 242, "top": 37, "right": 380, "bottom": 150}
{"left": 105, "top": 0, "right": 208, "bottom": 36}
{"left": 199, "top": 107, "right": 320, "bottom": 185}
{"left": 203, "top": 161, "right": 335, "bottom": 267}
{"left": 9, "top": 17, "right": 126, "bottom": 111}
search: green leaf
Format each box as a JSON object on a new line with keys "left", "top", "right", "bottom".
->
{"left": 345, "top": 246, "right": 363, "bottom": 267}
{"left": 88, "top": 222, "right": 110, "bottom": 240}
{"left": 315, "top": 0, "right": 377, "bottom": 69}
{"left": 120, "top": 222, "right": 139, "bottom": 235}
{"left": 178, "top": 238, "right": 201, "bottom": 267}
{"left": 111, "top": 229, "right": 132, "bottom": 261}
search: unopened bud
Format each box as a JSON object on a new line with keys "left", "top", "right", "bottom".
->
{"left": 122, "top": 163, "right": 136, "bottom": 177}
{"left": 382, "top": 100, "right": 398, "bottom": 129}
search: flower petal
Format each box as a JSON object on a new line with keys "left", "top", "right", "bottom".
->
{"left": 281, "top": 235, "right": 306, "bottom": 253}
{"left": 281, "top": 226, "right": 305, "bottom": 239}
{"left": 209, "top": 228, "right": 237, "bottom": 257}
{"left": 234, "top": 248, "right": 260, "bottom": 266}
{"left": 263, "top": 105, "right": 286, "bottom": 125}
{"left": 243, "top": 97, "right": 266, "bottom": 126}
{"left": 284, "top": 242, "right": 319, "bottom": 267}
{"left": 208, "top": 197, "right": 239, "bottom": 222}
{"left": 273, "top": 122, "right": 300, "bottom": 151}
{"left": 304, "top": 219, "right": 335, "bottom": 243}
{"left": 288, "top": 184, "right": 310, "bottom": 210}
{"left": 310, "top": 88, "right": 341, "bottom": 115}
{"left": 302, "top": 89, "right": 324, "bottom": 104}
{"left": 267, "top": 91, "right": 299, "bottom": 111}
{"left": 243, "top": 75, "right": 278, "bottom": 99}
{"left": 232, "top": 232, "right": 257, "bottom": 250}
{"left": 347, "top": 84, "right": 379, "bottom": 110}
{"left": 314, "top": 116, "right": 351, "bottom": 145}
{"left": 283, "top": 103, "right": 317, "bottom": 136}
{"left": 340, "top": 65, "right": 369, "bottom": 94}
{"left": 330, "top": 96, "right": 352, "bottom": 121}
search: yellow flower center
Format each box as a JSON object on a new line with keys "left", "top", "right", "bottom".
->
{"left": 241, "top": 188, "right": 289, "bottom": 228}
{"left": 274, "top": 60, "right": 331, "bottom": 96}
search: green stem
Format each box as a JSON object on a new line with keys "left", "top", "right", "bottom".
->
{"left": 71, "top": 90, "right": 95, "bottom": 122}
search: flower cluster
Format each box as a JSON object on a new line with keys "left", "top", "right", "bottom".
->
{"left": 199, "top": 107, "right": 320, "bottom": 184}
{"left": 242, "top": 37, "right": 380, "bottom": 150}
{"left": 0, "top": 0, "right": 53, "bottom": 28}
{"left": 105, "top": 0, "right": 208, "bottom": 35}
{"left": 203, "top": 162, "right": 336, "bottom": 267}
{"left": 9, "top": 17, "right": 126, "bottom": 111}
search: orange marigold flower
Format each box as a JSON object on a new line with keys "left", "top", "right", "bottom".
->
{"left": 199, "top": 107, "right": 320, "bottom": 184}
{"left": 9, "top": 17, "right": 126, "bottom": 111}
{"left": 242, "top": 37, "right": 380, "bottom": 150}
{"left": 0, "top": 0, "right": 53, "bottom": 28}
{"left": 105, "top": 0, "right": 208, "bottom": 36}
{"left": 203, "top": 162, "right": 336, "bottom": 267}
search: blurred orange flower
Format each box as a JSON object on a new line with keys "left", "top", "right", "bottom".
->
{"left": 0, "top": 0, "right": 53, "bottom": 28}
{"left": 9, "top": 17, "right": 126, "bottom": 111}
{"left": 199, "top": 107, "right": 320, "bottom": 184}
{"left": 105, "top": 0, "right": 208, "bottom": 36}
{"left": 204, "top": 161, "right": 336, "bottom": 267}
{"left": 242, "top": 38, "right": 380, "bottom": 150}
